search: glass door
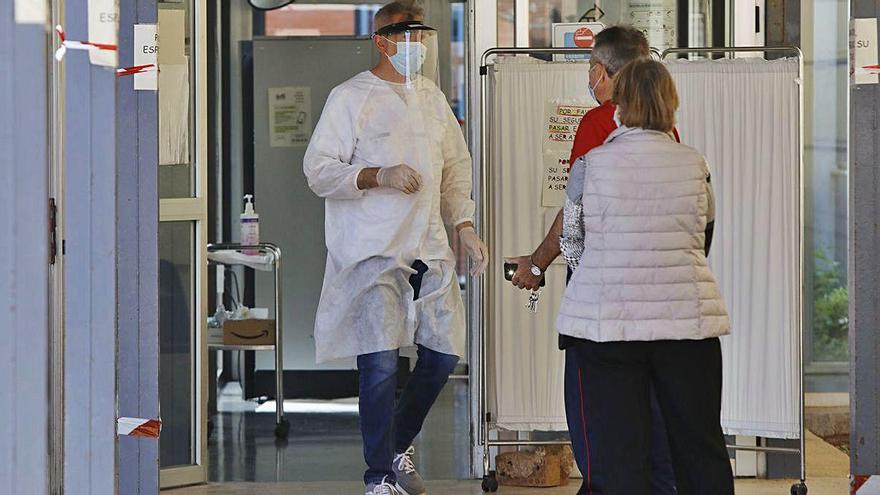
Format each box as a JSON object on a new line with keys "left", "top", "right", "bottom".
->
{"left": 497, "top": 0, "right": 718, "bottom": 52}
{"left": 158, "top": 0, "right": 209, "bottom": 487}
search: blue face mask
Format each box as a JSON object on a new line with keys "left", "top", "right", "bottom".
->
{"left": 384, "top": 39, "right": 427, "bottom": 77}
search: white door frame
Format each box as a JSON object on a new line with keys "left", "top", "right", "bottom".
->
{"left": 159, "top": 0, "right": 209, "bottom": 488}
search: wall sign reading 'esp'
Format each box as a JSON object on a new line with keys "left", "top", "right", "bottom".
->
{"left": 88, "top": 0, "right": 118, "bottom": 67}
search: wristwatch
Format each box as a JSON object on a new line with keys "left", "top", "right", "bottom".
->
{"left": 529, "top": 257, "right": 543, "bottom": 277}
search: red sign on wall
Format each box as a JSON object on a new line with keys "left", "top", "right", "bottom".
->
{"left": 573, "top": 27, "right": 595, "bottom": 48}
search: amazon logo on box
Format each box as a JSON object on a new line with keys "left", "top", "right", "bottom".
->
{"left": 224, "top": 319, "right": 276, "bottom": 346}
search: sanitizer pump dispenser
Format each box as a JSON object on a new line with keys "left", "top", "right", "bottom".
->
{"left": 241, "top": 194, "right": 260, "bottom": 255}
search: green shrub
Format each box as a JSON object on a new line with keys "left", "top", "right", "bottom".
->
{"left": 812, "top": 249, "right": 849, "bottom": 361}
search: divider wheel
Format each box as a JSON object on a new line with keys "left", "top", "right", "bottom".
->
{"left": 791, "top": 482, "right": 807, "bottom": 495}
{"left": 274, "top": 418, "right": 290, "bottom": 439}
{"left": 481, "top": 470, "right": 499, "bottom": 492}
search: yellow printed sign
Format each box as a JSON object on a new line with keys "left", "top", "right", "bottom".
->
{"left": 543, "top": 100, "right": 593, "bottom": 152}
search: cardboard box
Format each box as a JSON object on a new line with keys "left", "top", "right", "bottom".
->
{"left": 496, "top": 445, "right": 574, "bottom": 488}
{"left": 223, "top": 319, "right": 275, "bottom": 346}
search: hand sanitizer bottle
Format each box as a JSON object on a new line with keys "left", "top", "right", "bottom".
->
{"left": 241, "top": 194, "right": 260, "bottom": 255}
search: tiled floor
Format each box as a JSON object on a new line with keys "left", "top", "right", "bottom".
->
{"left": 168, "top": 478, "right": 849, "bottom": 495}
{"left": 176, "top": 382, "right": 850, "bottom": 495}
{"left": 207, "top": 381, "right": 471, "bottom": 482}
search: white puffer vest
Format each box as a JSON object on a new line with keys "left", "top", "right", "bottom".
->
{"left": 557, "top": 127, "right": 730, "bottom": 342}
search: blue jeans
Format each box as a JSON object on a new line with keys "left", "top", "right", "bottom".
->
{"left": 565, "top": 348, "right": 677, "bottom": 495}
{"left": 358, "top": 345, "right": 459, "bottom": 485}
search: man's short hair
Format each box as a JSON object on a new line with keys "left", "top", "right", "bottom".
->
{"left": 592, "top": 26, "right": 650, "bottom": 76}
{"left": 374, "top": 0, "right": 425, "bottom": 33}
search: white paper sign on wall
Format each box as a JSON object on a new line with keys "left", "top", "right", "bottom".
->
{"left": 88, "top": 0, "right": 118, "bottom": 67}
{"left": 268, "top": 87, "right": 313, "bottom": 148}
{"left": 14, "top": 0, "right": 47, "bottom": 24}
{"left": 541, "top": 153, "right": 570, "bottom": 208}
{"left": 133, "top": 24, "right": 158, "bottom": 91}
{"left": 853, "top": 18, "right": 879, "bottom": 85}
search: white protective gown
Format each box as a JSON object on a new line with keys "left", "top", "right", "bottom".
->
{"left": 303, "top": 71, "right": 475, "bottom": 363}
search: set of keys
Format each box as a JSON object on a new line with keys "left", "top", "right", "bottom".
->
{"left": 526, "top": 289, "right": 542, "bottom": 313}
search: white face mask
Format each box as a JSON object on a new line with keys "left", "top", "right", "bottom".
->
{"left": 587, "top": 65, "right": 601, "bottom": 103}
{"left": 613, "top": 107, "right": 623, "bottom": 127}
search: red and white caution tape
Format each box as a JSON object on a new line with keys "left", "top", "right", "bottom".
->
{"left": 54, "top": 25, "right": 118, "bottom": 61}
{"left": 117, "top": 417, "right": 162, "bottom": 438}
{"left": 853, "top": 475, "right": 880, "bottom": 494}
{"left": 117, "top": 64, "right": 158, "bottom": 77}
{"left": 855, "top": 65, "right": 880, "bottom": 77}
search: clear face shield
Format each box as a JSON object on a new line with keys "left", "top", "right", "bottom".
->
{"left": 373, "top": 20, "right": 440, "bottom": 89}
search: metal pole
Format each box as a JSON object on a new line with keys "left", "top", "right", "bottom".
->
{"left": 488, "top": 440, "right": 572, "bottom": 447}
{"left": 273, "top": 244, "right": 284, "bottom": 427}
{"left": 485, "top": 439, "right": 802, "bottom": 454}
{"left": 479, "top": 53, "right": 490, "bottom": 480}
{"left": 661, "top": 45, "right": 805, "bottom": 59}
{"left": 481, "top": 46, "right": 595, "bottom": 64}
{"left": 797, "top": 49, "right": 807, "bottom": 488}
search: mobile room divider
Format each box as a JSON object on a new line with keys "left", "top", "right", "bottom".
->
{"left": 662, "top": 46, "right": 806, "bottom": 495}
{"left": 474, "top": 46, "right": 807, "bottom": 495}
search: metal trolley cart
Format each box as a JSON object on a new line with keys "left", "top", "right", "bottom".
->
{"left": 207, "top": 242, "right": 290, "bottom": 439}
{"left": 476, "top": 46, "right": 807, "bottom": 494}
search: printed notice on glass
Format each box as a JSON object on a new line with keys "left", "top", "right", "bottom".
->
{"left": 268, "top": 87, "right": 312, "bottom": 148}
{"left": 159, "top": 62, "right": 190, "bottom": 166}
{"left": 853, "top": 18, "right": 879, "bottom": 85}
{"left": 88, "top": 0, "right": 118, "bottom": 67}
{"left": 543, "top": 99, "right": 593, "bottom": 153}
{"left": 15, "top": 0, "right": 47, "bottom": 24}
{"left": 542, "top": 153, "right": 570, "bottom": 208}
{"left": 627, "top": 0, "right": 677, "bottom": 53}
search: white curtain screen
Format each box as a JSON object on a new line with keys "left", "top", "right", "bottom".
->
{"left": 486, "top": 57, "right": 801, "bottom": 439}
{"left": 488, "top": 60, "right": 592, "bottom": 431}
{"left": 667, "top": 58, "right": 801, "bottom": 438}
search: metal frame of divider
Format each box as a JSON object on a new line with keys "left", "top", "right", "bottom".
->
{"left": 474, "top": 46, "right": 807, "bottom": 494}
{"left": 475, "top": 47, "right": 594, "bottom": 493}
{"left": 661, "top": 46, "right": 807, "bottom": 495}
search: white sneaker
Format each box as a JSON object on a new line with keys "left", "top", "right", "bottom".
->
{"left": 393, "top": 446, "right": 427, "bottom": 495}
{"left": 365, "top": 476, "right": 401, "bottom": 495}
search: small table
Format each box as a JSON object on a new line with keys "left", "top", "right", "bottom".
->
{"left": 207, "top": 242, "right": 289, "bottom": 439}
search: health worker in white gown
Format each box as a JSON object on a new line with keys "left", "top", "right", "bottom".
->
{"left": 302, "top": 5, "right": 487, "bottom": 495}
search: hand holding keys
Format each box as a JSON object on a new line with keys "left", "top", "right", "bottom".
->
{"left": 503, "top": 261, "right": 545, "bottom": 314}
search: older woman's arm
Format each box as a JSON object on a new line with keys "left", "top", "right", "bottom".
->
{"left": 560, "top": 156, "right": 587, "bottom": 269}
{"left": 705, "top": 172, "right": 716, "bottom": 256}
